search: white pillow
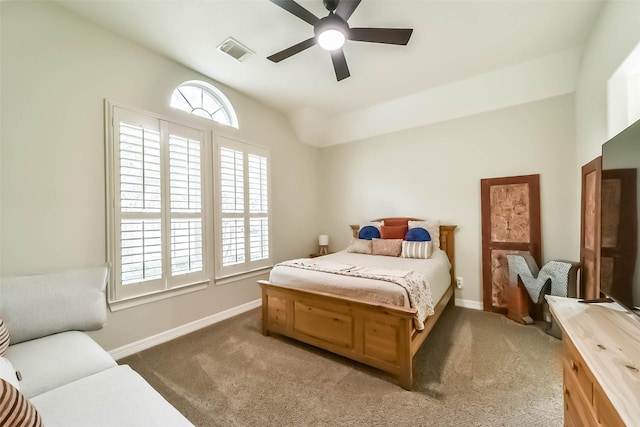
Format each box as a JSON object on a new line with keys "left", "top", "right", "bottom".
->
{"left": 346, "top": 239, "right": 372, "bottom": 254}
{"left": 0, "top": 357, "right": 20, "bottom": 390}
{"left": 401, "top": 241, "right": 433, "bottom": 259}
{"left": 359, "top": 221, "right": 382, "bottom": 230}
{"left": 408, "top": 220, "right": 440, "bottom": 248}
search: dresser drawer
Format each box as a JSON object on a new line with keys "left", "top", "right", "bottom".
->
{"left": 593, "top": 385, "right": 626, "bottom": 427}
{"left": 563, "top": 337, "right": 595, "bottom": 404}
{"left": 563, "top": 359, "right": 598, "bottom": 427}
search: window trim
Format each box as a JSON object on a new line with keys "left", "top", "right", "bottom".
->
{"left": 105, "top": 100, "right": 214, "bottom": 308}
{"left": 214, "top": 135, "right": 273, "bottom": 279}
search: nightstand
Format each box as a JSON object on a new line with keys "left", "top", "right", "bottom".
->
{"left": 309, "top": 252, "right": 332, "bottom": 258}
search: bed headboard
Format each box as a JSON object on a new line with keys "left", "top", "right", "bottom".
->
{"left": 349, "top": 218, "right": 457, "bottom": 287}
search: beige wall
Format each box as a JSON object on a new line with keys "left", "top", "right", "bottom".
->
{"left": 0, "top": 2, "right": 321, "bottom": 350}
{"left": 320, "top": 94, "right": 578, "bottom": 304}
{"left": 575, "top": 1, "right": 640, "bottom": 168}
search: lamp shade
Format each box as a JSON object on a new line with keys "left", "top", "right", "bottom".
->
{"left": 319, "top": 235, "right": 329, "bottom": 246}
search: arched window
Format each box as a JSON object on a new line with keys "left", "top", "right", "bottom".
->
{"left": 171, "top": 80, "right": 238, "bottom": 128}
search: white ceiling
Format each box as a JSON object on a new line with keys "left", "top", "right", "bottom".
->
{"left": 57, "top": 0, "right": 604, "bottom": 145}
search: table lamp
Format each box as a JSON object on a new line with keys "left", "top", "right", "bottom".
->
{"left": 319, "top": 234, "right": 329, "bottom": 255}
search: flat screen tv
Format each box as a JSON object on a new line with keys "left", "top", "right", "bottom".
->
{"left": 600, "top": 118, "right": 640, "bottom": 317}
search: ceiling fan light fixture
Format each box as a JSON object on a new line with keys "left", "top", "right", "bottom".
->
{"left": 317, "top": 28, "right": 345, "bottom": 51}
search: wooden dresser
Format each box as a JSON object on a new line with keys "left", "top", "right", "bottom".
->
{"left": 547, "top": 296, "right": 640, "bottom": 426}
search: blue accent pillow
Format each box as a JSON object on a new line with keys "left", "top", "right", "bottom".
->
{"left": 405, "top": 227, "right": 431, "bottom": 242}
{"left": 358, "top": 226, "right": 381, "bottom": 240}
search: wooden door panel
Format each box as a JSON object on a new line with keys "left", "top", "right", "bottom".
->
{"left": 481, "top": 175, "right": 542, "bottom": 313}
{"left": 580, "top": 157, "right": 601, "bottom": 300}
{"left": 600, "top": 168, "right": 637, "bottom": 307}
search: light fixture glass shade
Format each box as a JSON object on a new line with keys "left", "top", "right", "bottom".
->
{"left": 317, "top": 29, "right": 345, "bottom": 51}
{"left": 319, "top": 235, "right": 329, "bottom": 246}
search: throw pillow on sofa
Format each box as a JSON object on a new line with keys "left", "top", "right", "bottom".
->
{"left": 0, "top": 319, "right": 9, "bottom": 356}
{"left": 0, "top": 378, "right": 44, "bottom": 427}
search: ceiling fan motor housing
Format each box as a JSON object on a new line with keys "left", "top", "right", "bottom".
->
{"left": 323, "top": 0, "right": 340, "bottom": 12}
{"left": 314, "top": 13, "right": 349, "bottom": 39}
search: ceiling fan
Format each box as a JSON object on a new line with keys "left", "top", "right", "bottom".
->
{"left": 267, "top": 0, "right": 413, "bottom": 81}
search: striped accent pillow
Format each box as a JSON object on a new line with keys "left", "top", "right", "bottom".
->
{"left": 0, "top": 319, "right": 9, "bottom": 357}
{"left": 401, "top": 241, "right": 433, "bottom": 259}
{"left": 0, "top": 378, "right": 44, "bottom": 427}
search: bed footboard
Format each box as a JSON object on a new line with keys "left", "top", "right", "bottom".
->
{"left": 259, "top": 280, "right": 439, "bottom": 389}
{"left": 260, "top": 222, "right": 457, "bottom": 389}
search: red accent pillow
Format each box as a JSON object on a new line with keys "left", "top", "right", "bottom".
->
{"left": 384, "top": 219, "right": 409, "bottom": 227}
{"left": 380, "top": 225, "right": 408, "bottom": 239}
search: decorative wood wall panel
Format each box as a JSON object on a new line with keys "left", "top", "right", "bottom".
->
{"left": 489, "top": 184, "right": 531, "bottom": 243}
{"left": 481, "top": 175, "right": 542, "bottom": 314}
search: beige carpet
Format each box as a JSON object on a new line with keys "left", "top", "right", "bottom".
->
{"left": 121, "top": 306, "right": 563, "bottom": 426}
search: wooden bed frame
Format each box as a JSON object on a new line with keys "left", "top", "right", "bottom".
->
{"left": 258, "top": 219, "right": 457, "bottom": 390}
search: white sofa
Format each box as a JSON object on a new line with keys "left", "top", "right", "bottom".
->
{"left": 0, "top": 267, "right": 193, "bottom": 427}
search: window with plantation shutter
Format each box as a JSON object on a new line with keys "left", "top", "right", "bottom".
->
{"left": 107, "top": 105, "right": 210, "bottom": 305}
{"left": 216, "top": 137, "right": 271, "bottom": 278}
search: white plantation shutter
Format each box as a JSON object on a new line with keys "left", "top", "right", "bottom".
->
{"left": 221, "top": 217, "right": 244, "bottom": 265}
{"left": 119, "top": 124, "right": 161, "bottom": 213}
{"left": 109, "top": 106, "right": 209, "bottom": 303}
{"left": 121, "top": 219, "right": 162, "bottom": 284}
{"left": 117, "top": 116, "right": 163, "bottom": 289}
{"left": 220, "top": 148, "right": 244, "bottom": 213}
{"left": 220, "top": 147, "right": 245, "bottom": 268}
{"left": 170, "top": 218, "right": 202, "bottom": 274}
{"left": 169, "top": 130, "right": 204, "bottom": 278}
{"left": 249, "top": 217, "right": 269, "bottom": 261}
{"left": 217, "top": 138, "right": 271, "bottom": 277}
{"left": 169, "top": 135, "right": 201, "bottom": 213}
{"left": 248, "top": 154, "right": 269, "bottom": 262}
{"left": 248, "top": 154, "right": 268, "bottom": 213}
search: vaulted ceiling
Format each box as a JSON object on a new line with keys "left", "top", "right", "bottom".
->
{"left": 57, "top": 0, "right": 604, "bottom": 146}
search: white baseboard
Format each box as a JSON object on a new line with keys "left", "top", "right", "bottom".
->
{"left": 455, "top": 298, "right": 483, "bottom": 310}
{"left": 109, "top": 298, "right": 262, "bottom": 360}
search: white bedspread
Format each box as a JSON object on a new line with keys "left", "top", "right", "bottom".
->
{"left": 269, "top": 249, "right": 452, "bottom": 329}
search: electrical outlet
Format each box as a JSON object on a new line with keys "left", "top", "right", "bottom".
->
{"left": 456, "top": 277, "right": 463, "bottom": 289}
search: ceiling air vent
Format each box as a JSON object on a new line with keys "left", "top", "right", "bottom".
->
{"left": 217, "top": 37, "right": 254, "bottom": 62}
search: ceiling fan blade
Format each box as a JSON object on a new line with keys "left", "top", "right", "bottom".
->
{"left": 269, "top": 0, "right": 320, "bottom": 26}
{"left": 267, "top": 37, "right": 317, "bottom": 63}
{"left": 349, "top": 27, "right": 413, "bottom": 45}
{"left": 335, "top": 0, "right": 362, "bottom": 20}
{"left": 330, "top": 49, "right": 350, "bottom": 81}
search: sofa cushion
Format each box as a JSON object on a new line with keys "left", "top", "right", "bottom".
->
{"left": 0, "top": 378, "right": 44, "bottom": 427}
{"left": 0, "top": 267, "right": 108, "bottom": 344}
{"left": 5, "top": 331, "right": 116, "bottom": 398}
{"left": 31, "top": 365, "right": 193, "bottom": 427}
